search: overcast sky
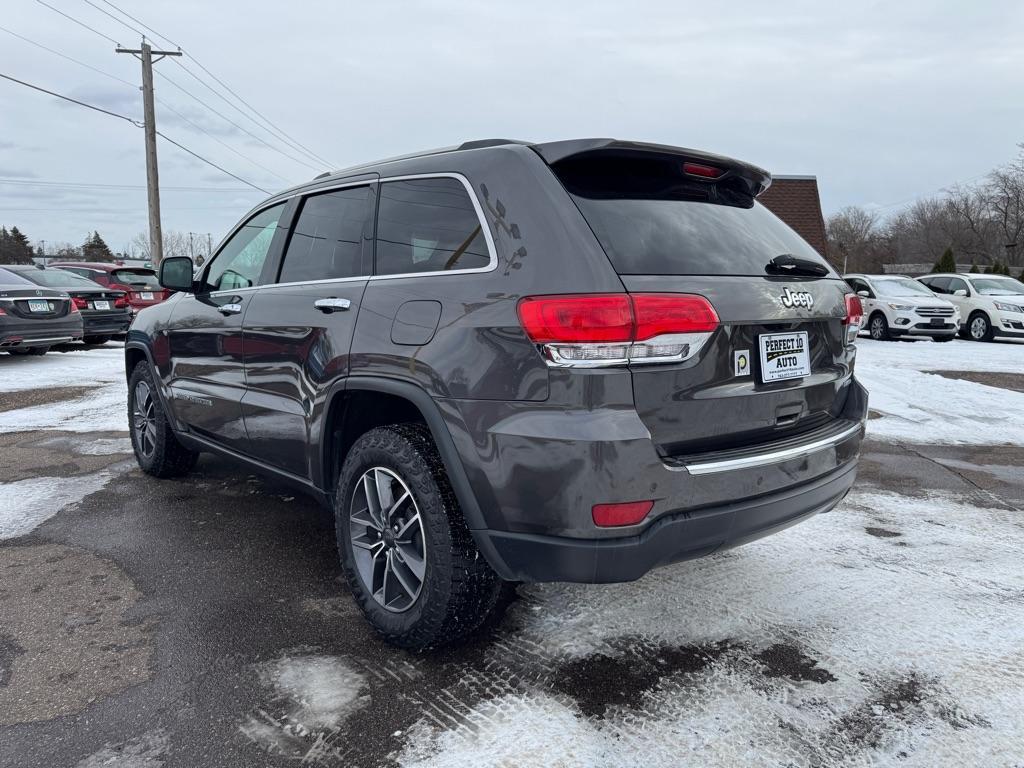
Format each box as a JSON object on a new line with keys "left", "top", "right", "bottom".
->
{"left": 1, "top": 0, "right": 1022, "bottom": 255}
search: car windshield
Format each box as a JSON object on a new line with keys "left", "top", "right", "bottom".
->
{"left": 969, "top": 276, "right": 1024, "bottom": 295}
{"left": 15, "top": 269, "right": 101, "bottom": 288}
{"left": 111, "top": 269, "right": 160, "bottom": 289}
{"left": 873, "top": 278, "right": 934, "bottom": 298}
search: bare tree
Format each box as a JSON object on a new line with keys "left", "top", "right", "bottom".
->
{"left": 130, "top": 230, "right": 191, "bottom": 261}
{"left": 826, "top": 206, "right": 881, "bottom": 273}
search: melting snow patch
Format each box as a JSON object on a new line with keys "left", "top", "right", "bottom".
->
{"left": 0, "top": 471, "right": 114, "bottom": 539}
{"left": 240, "top": 653, "right": 368, "bottom": 760}
{"left": 75, "top": 729, "right": 168, "bottom": 768}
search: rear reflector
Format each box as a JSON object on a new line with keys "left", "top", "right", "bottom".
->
{"left": 518, "top": 293, "right": 719, "bottom": 367}
{"left": 593, "top": 500, "right": 654, "bottom": 527}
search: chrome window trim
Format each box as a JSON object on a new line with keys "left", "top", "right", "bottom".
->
{"left": 204, "top": 173, "right": 496, "bottom": 298}
{"left": 678, "top": 422, "right": 864, "bottom": 476}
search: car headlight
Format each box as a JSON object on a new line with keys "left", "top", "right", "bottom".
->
{"left": 994, "top": 301, "right": 1023, "bottom": 313}
{"left": 887, "top": 303, "right": 914, "bottom": 311}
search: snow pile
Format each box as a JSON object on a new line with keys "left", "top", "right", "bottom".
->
{"left": 0, "top": 346, "right": 128, "bottom": 433}
{"left": 398, "top": 486, "right": 1024, "bottom": 766}
{"left": 855, "top": 338, "right": 1024, "bottom": 445}
{"left": 0, "top": 471, "right": 115, "bottom": 540}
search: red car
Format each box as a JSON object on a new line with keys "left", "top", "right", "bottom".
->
{"left": 50, "top": 262, "right": 171, "bottom": 312}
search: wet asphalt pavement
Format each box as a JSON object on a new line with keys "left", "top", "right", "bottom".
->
{"left": 1, "top": 360, "right": 1023, "bottom": 766}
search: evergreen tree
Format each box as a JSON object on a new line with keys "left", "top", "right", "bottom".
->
{"left": 969, "top": 261, "right": 980, "bottom": 273}
{"left": 984, "top": 264, "right": 995, "bottom": 274}
{"left": 932, "top": 247, "right": 956, "bottom": 273}
{"left": 81, "top": 231, "right": 115, "bottom": 262}
{"left": 7, "top": 226, "right": 33, "bottom": 264}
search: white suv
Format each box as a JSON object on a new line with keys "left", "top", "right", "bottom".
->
{"left": 845, "top": 274, "right": 960, "bottom": 342}
{"left": 917, "top": 273, "right": 1024, "bottom": 342}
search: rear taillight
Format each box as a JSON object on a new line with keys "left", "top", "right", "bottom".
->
{"left": 114, "top": 295, "right": 128, "bottom": 308}
{"left": 71, "top": 297, "right": 87, "bottom": 311}
{"left": 517, "top": 293, "right": 719, "bottom": 367}
{"left": 0, "top": 306, "right": 6, "bottom": 316}
{"left": 843, "top": 294, "right": 863, "bottom": 344}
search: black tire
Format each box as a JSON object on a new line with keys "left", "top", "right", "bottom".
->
{"left": 933, "top": 334, "right": 956, "bottom": 342}
{"left": 84, "top": 335, "right": 111, "bottom": 345}
{"left": 335, "top": 423, "right": 506, "bottom": 650}
{"left": 127, "top": 360, "right": 199, "bottom": 478}
{"left": 966, "top": 311, "right": 995, "bottom": 342}
{"left": 868, "top": 312, "right": 891, "bottom": 341}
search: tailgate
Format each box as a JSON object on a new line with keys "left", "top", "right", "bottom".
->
{"left": 621, "top": 274, "right": 854, "bottom": 454}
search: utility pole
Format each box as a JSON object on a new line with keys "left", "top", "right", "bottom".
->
{"left": 116, "top": 40, "right": 181, "bottom": 266}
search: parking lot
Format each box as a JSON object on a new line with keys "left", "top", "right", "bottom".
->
{"left": 1, "top": 339, "right": 1023, "bottom": 767}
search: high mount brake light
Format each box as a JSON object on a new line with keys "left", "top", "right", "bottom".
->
{"left": 843, "top": 294, "right": 863, "bottom": 344}
{"left": 682, "top": 162, "right": 724, "bottom": 179}
{"left": 517, "top": 293, "right": 719, "bottom": 367}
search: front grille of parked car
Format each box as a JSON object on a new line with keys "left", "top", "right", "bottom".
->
{"left": 915, "top": 306, "right": 955, "bottom": 317}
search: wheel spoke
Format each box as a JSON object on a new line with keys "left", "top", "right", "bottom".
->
{"left": 389, "top": 555, "right": 419, "bottom": 599}
{"left": 351, "top": 505, "right": 382, "bottom": 532}
{"left": 362, "top": 473, "right": 382, "bottom": 527}
{"left": 396, "top": 545, "right": 426, "bottom": 580}
{"left": 374, "top": 469, "right": 395, "bottom": 512}
{"left": 386, "top": 490, "right": 411, "bottom": 524}
{"left": 394, "top": 511, "right": 421, "bottom": 543}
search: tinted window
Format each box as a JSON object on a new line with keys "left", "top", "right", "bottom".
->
{"left": 947, "top": 277, "right": 969, "bottom": 294}
{"left": 375, "top": 178, "right": 490, "bottom": 275}
{"left": 204, "top": 203, "right": 285, "bottom": 292}
{"left": 553, "top": 154, "right": 834, "bottom": 277}
{"left": 9, "top": 268, "right": 100, "bottom": 288}
{"left": 279, "top": 186, "right": 370, "bottom": 283}
{"left": 110, "top": 269, "right": 160, "bottom": 289}
{"left": 926, "top": 277, "right": 951, "bottom": 294}
{"left": 0, "top": 267, "right": 34, "bottom": 286}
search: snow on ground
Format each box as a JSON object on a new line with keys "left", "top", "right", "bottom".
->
{"left": 0, "top": 470, "right": 117, "bottom": 539}
{"left": 397, "top": 485, "right": 1024, "bottom": 767}
{"left": 855, "top": 338, "right": 1024, "bottom": 446}
{"left": 0, "top": 346, "right": 128, "bottom": 432}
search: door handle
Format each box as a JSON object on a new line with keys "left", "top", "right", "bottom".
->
{"left": 314, "top": 298, "right": 351, "bottom": 313}
{"left": 218, "top": 303, "right": 242, "bottom": 315}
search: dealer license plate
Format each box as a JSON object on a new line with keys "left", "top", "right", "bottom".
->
{"left": 93, "top": 300, "right": 110, "bottom": 310}
{"left": 27, "top": 300, "right": 50, "bottom": 313}
{"left": 139, "top": 292, "right": 154, "bottom": 300}
{"left": 759, "top": 331, "right": 811, "bottom": 383}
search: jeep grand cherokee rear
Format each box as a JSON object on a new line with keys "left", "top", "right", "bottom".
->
{"left": 127, "top": 138, "right": 866, "bottom": 649}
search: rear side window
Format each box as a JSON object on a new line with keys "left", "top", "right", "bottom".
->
{"left": 926, "top": 277, "right": 951, "bottom": 294}
{"left": 279, "top": 186, "right": 372, "bottom": 283}
{"left": 375, "top": 178, "right": 490, "bottom": 276}
{"left": 552, "top": 154, "right": 833, "bottom": 277}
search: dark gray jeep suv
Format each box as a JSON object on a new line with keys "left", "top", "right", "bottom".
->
{"left": 126, "top": 138, "right": 868, "bottom": 648}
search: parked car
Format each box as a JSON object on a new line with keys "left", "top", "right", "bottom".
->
{"left": 0, "top": 266, "right": 83, "bottom": 355}
{"left": 1, "top": 264, "right": 131, "bottom": 345}
{"left": 844, "top": 273, "right": 959, "bottom": 341}
{"left": 916, "top": 272, "right": 1024, "bottom": 342}
{"left": 126, "top": 138, "right": 868, "bottom": 648}
{"left": 49, "top": 262, "right": 170, "bottom": 312}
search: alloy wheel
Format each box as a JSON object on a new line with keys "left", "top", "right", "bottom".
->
{"left": 132, "top": 380, "right": 157, "bottom": 458}
{"left": 349, "top": 467, "right": 426, "bottom": 613}
{"left": 970, "top": 316, "right": 987, "bottom": 340}
{"left": 871, "top": 316, "right": 885, "bottom": 339}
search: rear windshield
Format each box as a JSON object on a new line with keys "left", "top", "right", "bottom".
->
{"left": 0, "top": 267, "right": 33, "bottom": 286}
{"left": 13, "top": 269, "right": 100, "bottom": 289}
{"left": 553, "top": 154, "right": 834, "bottom": 277}
{"left": 111, "top": 269, "right": 160, "bottom": 289}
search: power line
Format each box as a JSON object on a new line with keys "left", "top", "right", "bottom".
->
{"left": 33, "top": 0, "right": 331, "bottom": 173}
{"left": 0, "top": 23, "right": 291, "bottom": 184}
{"left": 96, "top": 0, "right": 335, "bottom": 168}
{"left": 79, "top": 0, "right": 142, "bottom": 38}
{"left": 34, "top": 0, "right": 119, "bottom": 45}
{"left": 0, "top": 178, "right": 261, "bottom": 193}
{"left": 0, "top": 23, "right": 135, "bottom": 87}
{"left": 0, "top": 71, "right": 270, "bottom": 193}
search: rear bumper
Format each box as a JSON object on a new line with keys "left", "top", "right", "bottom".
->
{"left": 82, "top": 311, "right": 132, "bottom": 335}
{"left": 0, "top": 316, "right": 83, "bottom": 347}
{"left": 478, "top": 459, "right": 857, "bottom": 583}
{"left": 452, "top": 375, "right": 868, "bottom": 582}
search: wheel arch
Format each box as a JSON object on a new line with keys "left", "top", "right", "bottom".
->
{"left": 318, "top": 377, "right": 488, "bottom": 533}
{"left": 124, "top": 341, "right": 181, "bottom": 431}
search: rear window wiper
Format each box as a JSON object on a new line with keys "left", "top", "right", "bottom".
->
{"left": 765, "top": 253, "right": 830, "bottom": 277}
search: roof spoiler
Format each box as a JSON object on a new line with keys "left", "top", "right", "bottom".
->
{"left": 530, "top": 138, "right": 772, "bottom": 197}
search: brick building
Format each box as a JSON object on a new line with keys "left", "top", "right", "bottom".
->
{"left": 759, "top": 175, "right": 829, "bottom": 258}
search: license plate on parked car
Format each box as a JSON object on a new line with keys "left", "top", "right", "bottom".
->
{"left": 930, "top": 317, "right": 944, "bottom": 326}
{"left": 93, "top": 300, "right": 110, "bottom": 310}
{"left": 758, "top": 331, "right": 811, "bottom": 382}
{"left": 27, "top": 300, "right": 49, "bottom": 313}
{"left": 139, "top": 292, "right": 154, "bottom": 300}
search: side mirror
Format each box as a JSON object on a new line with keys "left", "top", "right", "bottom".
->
{"left": 159, "top": 256, "right": 194, "bottom": 292}
{"left": 953, "top": 289, "right": 968, "bottom": 297}
{"left": 856, "top": 290, "right": 870, "bottom": 299}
